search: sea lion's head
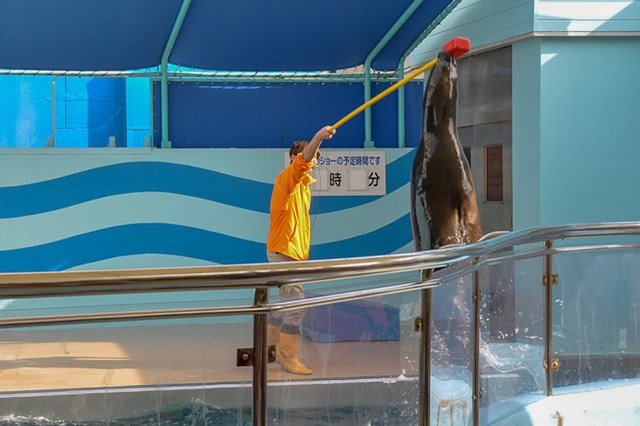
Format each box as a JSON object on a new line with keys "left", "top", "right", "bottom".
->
{"left": 425, "top": 51, "right": 458, "bottom": 106}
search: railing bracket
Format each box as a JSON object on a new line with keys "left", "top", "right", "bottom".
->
{"left": 543, "top": 273, "right": 558, "bottom": 286}
{"left": 414, "top": 316, "right": 423, "bottom": 332}
{"left": 543, "top": 357, "right": 560, "bottom": 372}
{"left": 237, "top": 345, "right": 277, "bottom": 366}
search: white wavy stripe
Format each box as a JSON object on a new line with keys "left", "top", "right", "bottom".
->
{"left": 68, "top": 243, "right": 414, "bottom": 272}
{"left": 310, "top": 182, "right": 410, "bottom": 244}
{"left": 0, "top": 150, "right": 278, "bottom": 186}
{"left": 0, "top": 193, "right": 268, "bottom": 250}
{"left": 0, "top": 185, "right": 409, "bottom": 249}
{"left": 71, "top": 242, "right": 414, "bottom": 272}
{"left": 67, "top": 254, "right": 220, "bottom": 271}
{"left": 392, "top": 240, "right": 415, "bottom": 254}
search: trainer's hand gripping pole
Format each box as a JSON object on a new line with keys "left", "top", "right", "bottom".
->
{"left": 331, "top": 37, "right": 471, "bottom": 130}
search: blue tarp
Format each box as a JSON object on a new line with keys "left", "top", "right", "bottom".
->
{"left": 0, "top": 0, "right": 455, "bottom": 72}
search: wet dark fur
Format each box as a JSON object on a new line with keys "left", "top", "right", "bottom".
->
{"left": 410, "top": 51, "right": 482, "bottom": 254}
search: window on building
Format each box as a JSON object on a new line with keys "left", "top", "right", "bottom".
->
{"left": 485, "top": 145, "right": 503, "bottom": 202}
{"left": 463, "top": 147, "right": 472, "bottom": 168}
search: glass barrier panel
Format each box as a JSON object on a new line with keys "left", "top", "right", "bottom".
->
{"left": 0, "top": 314, "right": 254, "bottom": 425}
{"left": 267, "top": 274, "right": 421, "bottom": 425}
{"left": 0, "top": 289, "right": 256, "bottom": 319}
{"left": 478, "top": 255, "right": 546, "bottom": 424}
{"left": 553, "top": 248, "right": 640, "bottom": 394}
{"left": 430, "top": 264, "right": 474, "bottom": 426}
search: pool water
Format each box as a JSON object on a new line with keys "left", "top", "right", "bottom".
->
{"left": 0, "top": 401, "right": 418, "bottom": 426}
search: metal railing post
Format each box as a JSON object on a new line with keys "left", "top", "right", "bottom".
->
{"left": 418, "top": 271, "right": 432, "bottom": 425}
{"left": 544, "top": 240, "right": 554, "bottom": 396}
{"left": 472, "top": 263, "right": 481, "bottom": 426}
{"left": 253, "top": 288, "right": 269, "bottom": 426}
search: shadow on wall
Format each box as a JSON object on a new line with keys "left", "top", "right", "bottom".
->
{"left": 86, "top": 78, "right": 126, "bottom": 147}
{"left": 0, "top": 76, "right": 128, "bottom": 148}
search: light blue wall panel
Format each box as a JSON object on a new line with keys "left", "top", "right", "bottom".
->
{"left": 0, "top": 76, "right": 128, "bottom": 148}
{"left": 538, "top": 37, "right": 640, "bottom": 225}
{"left": 59, "top": 77, "right": 126, "bottom": 147}
{"left": 125, "top": 78, "right": 152, "bottom": 148}
{"left": 535, "top": 1, "right": 640, "bottom": 32}
{"left": 411, "top": 0, "right": 534, "bottom": 66}
{"left": 512, "top": 38, "right": 542, "bottom": 230}
{"left": 0, "top": 148, "right": 414, "bottom": 272}
{"left": 0, "top": 76, "right": 52, "bottom": 147}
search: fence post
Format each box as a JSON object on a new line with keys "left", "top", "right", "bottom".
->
{"left": 473, "top": 261, "right": 481, "bottom": 426}
{"left": 253, "top": 288, "right": 269, "bottom": 425}
{"left": 418, "top": 273, "right": 433, "bottom": 425}
{"left": 543, "top": 240, "right": 555, "bottom": 396}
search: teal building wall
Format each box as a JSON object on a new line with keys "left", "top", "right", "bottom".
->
{"left": 412, "top": 0, "right": 640, "bottom": 229}
{"left": 535, "top": 36, "right": 640, "bottom": 226}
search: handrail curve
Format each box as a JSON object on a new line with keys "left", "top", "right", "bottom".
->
{"left": 0, "top": 222, "right": 638, "bottom": 301}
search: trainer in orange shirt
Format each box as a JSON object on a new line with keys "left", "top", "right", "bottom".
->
{"left": 266, "top": 125, "right": 336, "bottom": 375}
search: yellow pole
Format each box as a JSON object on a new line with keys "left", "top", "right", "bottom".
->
{"left": 332, "top": 57, "right": 438, "bottom": 130}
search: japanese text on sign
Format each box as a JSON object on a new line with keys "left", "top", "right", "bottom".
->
{"left": 284, "top": 150, "right": 386, "bottom": 196}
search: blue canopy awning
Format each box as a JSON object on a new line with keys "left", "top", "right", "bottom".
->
{"left": 0, "top": 0, "right": 456, "bottom": 72}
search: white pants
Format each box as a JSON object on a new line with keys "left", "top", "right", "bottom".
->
{"left": 267, "top": 251, "right": 306, "bottom": 335}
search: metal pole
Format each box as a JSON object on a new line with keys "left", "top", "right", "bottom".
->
{"left": 332, "top": 58, "right": 436, "bottom": 131}
{"left": 362, "top": 0, "right": 423, "bottom": 147}
{"left": 472, "top": 264, "right": 481, "bottom": 425}
{"left": 418, "top": 270, "right": 432, "bottom": 425}
{"left": 397, "top": 66, "right": 405, "bottom": 148}
{"left": 544, "top": 240, "right": 554, "bottom": 396}
{"left": 160, "top": 0, "right": 192, "bottom": 148}
{"left": 253, "top": 288, "right": 269, "bottom": 426}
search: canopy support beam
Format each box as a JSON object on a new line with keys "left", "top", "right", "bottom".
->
{"left": 396, "top": 0, "right": 465, "bottom": 148}
{"left": 363, "top": 0, "right": 423, "bottom": 148}
{"left": 160, "top": 0, "right": 192, "bottom": 148}
{"left": 397, "top": 66, "right": 405, "bottom": 148}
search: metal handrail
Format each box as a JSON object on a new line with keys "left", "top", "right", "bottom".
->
{"left": 0, "top": 222, "right": 638, "bottom": 300}
{"left": 4, "top": 240, "right": 640, "bottom": 329}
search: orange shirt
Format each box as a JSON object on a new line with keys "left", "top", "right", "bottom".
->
{"left": 266, "top": 154, "right": 316, "bottom": 261}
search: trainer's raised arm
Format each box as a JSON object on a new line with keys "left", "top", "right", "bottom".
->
{"left": 302, "top": 126, "right": 336, "bottom": 162}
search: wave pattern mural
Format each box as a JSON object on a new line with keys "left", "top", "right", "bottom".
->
{"left": 0, "top": 149, "right": 415, "bottom": 272}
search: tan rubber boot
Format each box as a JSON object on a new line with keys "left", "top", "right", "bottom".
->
{"left": 267, "top": 323, "right": 280, "bottom": 347}
{"left": 278, "top": 332, "right": 312, "bottom": 375}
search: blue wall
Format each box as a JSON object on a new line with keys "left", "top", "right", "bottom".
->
{"left": 512, "top": 38, "right": 541, "bottom": 229}
{"left": 0, "top": 76, "right": 130, "bottom": 148}
{"left": 0, "top": 74, "right": 423, "bottom": 274}
{"left": 512, "top": 36, "right": 640, "bottom": 228}
{"left": 0, "top": 76, "right": 53, "bottom": 148}
{"left": 534, "top": 1, "right": 640, "bottom": 32}
{"left": 411, "top": 0, "right": 534, "bottom": 66}
{"left": 126, "top": 78, "right": 152, "bottom": 148}
{"left": 153, "top": 81, "right": 423, "bottom": 149}
{"left": 0, "top": 77, "right": 422, "bottom": 149}
{"left": 537, "top": 37, "right": 640, "bottom": 225}
{"left": 0, "top": 148, "right": 415, "bottom": 272}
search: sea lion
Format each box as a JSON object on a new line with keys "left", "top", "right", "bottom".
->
{"left": 411, "top": 48, "right": 482, "bottom": 425}
{"left": 410, "top": 50, "right": 482, "bottom": 253}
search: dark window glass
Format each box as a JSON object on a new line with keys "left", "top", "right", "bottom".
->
{"left": 485, "top": 145, "right": 503, "bottom": 202}
{"left": 463, "top": 147, "right": 472, "bottom": 168}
